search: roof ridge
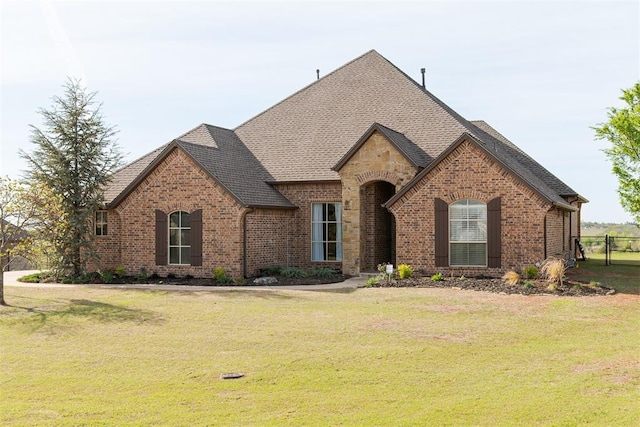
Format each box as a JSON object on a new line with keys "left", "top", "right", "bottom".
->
{"left": 111, "top": 143, "right": 169, "bottom": 175}
{"left": 467, "top": 121, "right": 578, "bottom": 196}
{"left": 368, "top": 52, "right": 488, "bottom": 142}
{"left": 234, "top": 50, "right": 379, "bottom": 131}
{"left": 175, "top": 123, "right": 209, "bottom": 140}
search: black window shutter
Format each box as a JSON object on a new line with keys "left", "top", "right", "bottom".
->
{"left": 487, "top": 197, "right": 501, "bottom": 268}
{"left": 155, "top": 210, "right": 168, "bottom": 266}
{"left": 190, "top": 209, "right": 203, "bottom": 266}
{"left": 434, "top": 198, "right": 449, "bottom": 267}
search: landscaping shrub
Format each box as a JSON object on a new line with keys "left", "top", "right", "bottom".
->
{"left": 397, "top": 264, "right": 413, "bottom": 279}
{"left": 522, "top": 265, "right": 539, "bottom": 279}
{"left": 62, "top": 272, "right": 102, "bottom": 284}
{"left": 308, "top": 267, "right": 336, "bottom": 278}
{"left": 17, "top": 271, "right": 52, "bottom": 283}
{"left": 365, "top": 276, "right": 379, "bottom": 287}
{"left": 100, "top": 270, "right": 114, "bottom": 284}
{"left": 260, "top": 265, "right": 283, "bottom": 276}
{"left": 431, "top": 273, "right": 444, "bottom": 281}
{"left": 502, "top": 271, "right": 520, "bottom": 286}
{"left": 114, "top": 266, "right": 126, "bottom": 278}
{"left": 540, "top": 257, "right": 567, "bottom": 290}
{"left": 213, "top": 267, "right": 233, "bottom": 284}
{"left": 279, "top": 267, "right": 308, "bottom": 278}
{"left": 136, "top": 267, "right": 148, "bottom": 283}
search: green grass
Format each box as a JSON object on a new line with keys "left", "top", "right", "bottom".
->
{"left": 1, "top": 286, "right": 639, "bottom": 426}
{"left": 588, "top": 251, "right": 640, "bottom": 265}
{"left": 570, "top": 255, "right": 640, "bottom": 294}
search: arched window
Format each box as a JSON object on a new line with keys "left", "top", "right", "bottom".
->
{"left": 169, "top": 211, "right": 191, "bottom": 265}
{"left": 449, "top": 199, "right": 487, "bottom": 266}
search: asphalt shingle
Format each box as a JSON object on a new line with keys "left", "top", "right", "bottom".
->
{"left": 106, "top": 50, "right": 582, "bottom": 210}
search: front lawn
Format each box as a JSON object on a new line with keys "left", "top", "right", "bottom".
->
{"left": 569, "top": 257, "right": 640, "bottom": 294}
{"left": 1, "top": 286, "right": 638, "bottom": 426}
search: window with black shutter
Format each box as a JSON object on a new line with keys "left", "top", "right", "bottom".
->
{"left": 434, "top": 198, "right": 449, "bottom": 267}
{"left": 487, "top": 197, "right": 501, "bottom": 268}
{"left": 190, "top": 209, "right": 203, "bottom": 266}
{"left": 155, "top": 210, "right": 167, "bottom": 266}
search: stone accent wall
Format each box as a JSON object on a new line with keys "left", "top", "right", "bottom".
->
{"left": 273, "top": 182, "right": 343, "bottom": 271}
{"left": 389, "top": 139, "right": 553, "bottom": 276}
{"left": 337, "top": 130, "right": 417, "bottom": 274}
{"left": 360, "top": 182, "right": 395, "bottom": 271}
{"left": 99, "top": 148, "right": 246, "bottom": 278}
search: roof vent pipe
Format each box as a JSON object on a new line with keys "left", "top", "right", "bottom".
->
{"left": 420, "top": 68, "right": 426, "bottom": 89}
{"left": 316, "top": 69, "right": 320, "bottom": 80}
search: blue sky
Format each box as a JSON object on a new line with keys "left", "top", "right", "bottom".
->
{"left": 1, "top": 0, "right": 638, "bottom": 223}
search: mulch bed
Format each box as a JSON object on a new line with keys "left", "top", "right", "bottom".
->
{"left": 75, "top": 272, "right": 613, "bottom": 296}
{"left": 143, "top": 273, "right": 613, "bottom": 296}
{"left": 368, "top": 275, "right": 615, "bottom": 296}
{"left": 105, "top": 274, "right": 352, "bottom": 287}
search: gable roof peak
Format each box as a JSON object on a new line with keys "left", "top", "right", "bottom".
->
{"left": 176, "top": 123, "right": 218, "bottom": 148}
{"left": 333, "top": 122, "right": 429, "bottom": 172}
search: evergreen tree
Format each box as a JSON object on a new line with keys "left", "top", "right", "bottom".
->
{"left": 21, "top": 79, "right": 122, "bottom": 277}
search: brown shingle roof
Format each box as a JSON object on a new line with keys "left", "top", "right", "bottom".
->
{"left": 106, "top": 50, "right": 583, "bottom": 210}
{"left": 235, "top": 49, "right": 583, "bottom": 207}
{"left": 470, "top": 120, "right": 580, "bottom": 198}
{"left": 235, "top": 50, "right": 468, "bottom": 182}
{"left": 176, "top": 125, "right": 294, "bottom": 208}
{"left": 106, "top": 124, "right": 294, "bottom": 209}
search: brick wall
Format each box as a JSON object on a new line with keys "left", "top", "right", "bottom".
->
{"left": 92, "top": 210, "right": 121, "bottom": 270}
{"left": 96, "top": 138, "right": 581, "bottom": 280}
{"left": 272, "top": 182, "right": 343, "bottom": 271}
{"left": 244, "top": 208, "right": 295, "bottom": 276}
{"left": 545, "top": 208, "right": 566, "bottom": 258}
{"left": 389, "top": 140, "right": 552, "bottom": 277}
{"left": 98, "top": 148, "right": 246, "bottom": 278}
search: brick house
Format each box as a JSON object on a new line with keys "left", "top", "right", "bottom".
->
{"left": 95, "top": 50, "right": 587, "bottom": 278}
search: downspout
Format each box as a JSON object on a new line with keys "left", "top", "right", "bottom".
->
{"left": 562, "top": 212, "right": 566, "bottom": 252}
{"left": 543, "top": 215, "right": 547, "bottom": 259}
{"left": 569, "top": 211, "right": 573, "bottom": 257}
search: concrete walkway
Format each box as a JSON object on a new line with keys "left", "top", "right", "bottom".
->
{"left": 2, "top": 270, "right": 365, "bottom": 292}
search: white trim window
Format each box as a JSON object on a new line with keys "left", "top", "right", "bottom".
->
{"left": 311, "top": 203, "right": 342, "bottom": 261}
{"left": 169, "top": 211, "right": 191, "bottom": 265}
{"left": 449, "top": 199, "right": 487, "bottom": 266}
{"left": 95, "top": 210, "right": 108, "bottom": 236}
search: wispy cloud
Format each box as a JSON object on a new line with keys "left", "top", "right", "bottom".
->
{"left": 39, "top": 0, "right": 86, "bottom": 83}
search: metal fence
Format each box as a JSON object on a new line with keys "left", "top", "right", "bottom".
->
{"left": 578, "top": 235, "right": 640, "bottom": 266}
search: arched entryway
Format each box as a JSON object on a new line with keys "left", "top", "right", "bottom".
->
{"left": 360, "top": 181, "right": 396, "bottom": 272}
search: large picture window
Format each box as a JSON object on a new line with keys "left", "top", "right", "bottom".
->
{"left": 449, "top": 199, "right": 487, "bottom": 266}
{"left": 169, "top": 211, "right": 191, "bottom": 265}
{"left": 95, "top": 211, "right": 108, "bottom": 236}
{"left": 311, "top": 203, "right": 342, "bottom": 261}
